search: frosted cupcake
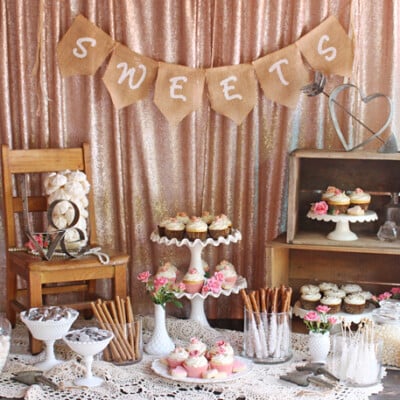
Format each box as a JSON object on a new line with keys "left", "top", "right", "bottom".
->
{"left": 216, "top": 260, "right": 235, "bottom": 272}
{"left": 207, "top": 340, "right": 234, "bottom": 360}
{"left": 209, "top": 216, "right": 231, "bottom": 239}
{"left": 217, "top": 265, "right": 237, "bottom": 290}
{"left": 324, "top": 289, "right": 346, "bottom": 299}
{"left": 187, "top": 337, "right": 207, "bottom": 355}
{"left": 176, "top": 212, "right": 190, "bottom": 225}
{"left": 341, "top": 283, "right": 362, "bottom": 294}
{"left": 209, "top": 349, "right": 234, "bottom": 375}
{"left": 327, "top": 190, "right": 350, "bottom": 214}
{"left": 183, "top": 269, "right": 204, "bottom": 294}
{"left": 158, "top": 217, "right": 172, "bottom": 237}
{"left": 201, "top": 211, "right": 214, "bottom": 225}
{"left": 349, "top": 188, "right": 371, "bottom": 210}
{"left": 165, "top": 218, "right": 185, "bottom": 240}
{"left": 318, "top": 282, "right": 338, "bottom": 292}
{"left": 186, "top": 217, "right": 208, "bottom": 241}
{"left": 300, "top": 292, "right": 321, "bottom": 310}
{"left": 300, "top": 284, "right": 320, "bottom": 295}
{"left": 183, "top": 350, "right": 208, "bottom": 378}
{"left": 156, "top": 262, "right": 178, "bottom": 283}
{"left": 344, "top": 294, "right": 366, "bottom": 314}
{"left": 321, "top": 186, "right": 338, "bottom": 202}
{"left": 320, "top": 296, "right": 342, "bottom": 314}
{"left": 166, "top": 346, "right": 189, "bottom": 368}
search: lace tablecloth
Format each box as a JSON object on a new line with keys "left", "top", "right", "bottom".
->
{"left": 0, "top": 317, "right": 384, "bottom": 400}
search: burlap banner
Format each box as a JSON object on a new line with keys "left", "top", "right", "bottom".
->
{"left": 296, "top": 15, "right": 353, "bottom": 77}
{"left": 253, "top": 44, "right": 310, "bottom": 108}
{"left": 57, "top": 15, "right": 115, "bottom": 77}
{"left": 154, "top": 63, "right": 205, "bottom": 126}
{"left": 206, "top": 64, "right": 257, "bottom": 124}
{"left": 57, "top": 14, "right": 354, "bottom": 124}
{"left": 102, "top": 44, "right": 158, "bottom": 109}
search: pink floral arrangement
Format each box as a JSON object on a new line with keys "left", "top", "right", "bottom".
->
{"left": 25, "top": 234, "right": 50, "bottom": 252}
{"left": 303, "top": 305, "right": 337, "bottom": 334}
{"left": 371, "top": 286, "right": 400, "bottom": 305}
{"left": 137, "top": 271, "right": 185, "bottom": 308}
{"left": 201, "top": 271, "right": 225, "bottom": 294}
{"left": 310, "top": 201, "right": 328, "bottom": 215}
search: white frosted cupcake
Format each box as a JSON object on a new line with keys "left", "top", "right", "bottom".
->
{"left": 327, "top": 190, "right": 350, "bottom": 214}
{"left": 207, "top": 340, "right": 234, "bottom": 359}
{"left": 175, "top": 212, "right": 190, "bottom": 225}
{"left": 187, "top": 337, "right": 207, "bottom": 355}
{"left": 183, "top": 350, "right": 208, "bottom": 378}
{"left": 344, "top": 294, "right": 366, "bottom": 314}
{"left": 300, "top": 293, "right": 321, "bottom": 310}
{"left": 183, "top": 269, "right": 204, "bottom": 294}
{"left": 320, "top": 296, "right": 342, "bottom": 314}
{"left": 209, "top": 215, "right": 230, "bottom": 239}
{"left": 358, "top": 290, "right": 373, "bottom": 302}
{"left": 186, "top": 217, "right": 208, "bottom": 241}
{"left": 324, "top": 289, "right": 346, "bottom": 299}
{"left": 166, "top": 346, "right": 189, "bottom": 368}
{"left": 341, "top": 283, "right": 362, "bottom": 294}
{"left": 321, "top": 186, "right": 338, "bottom": 201}
{"left": 300, "top": 284, "right": 320, "bottom": 295}
{"left": 156, "top": 262, "right": 178, "bottom": 283}
{"left": 319, "top": 282, "right": 338, "bottom": 292}
{"left": 209, "top": 351, "right": 234, "bottom": 375}
{"left": 216, "top": 265, "right": 237, "bottom": 290}
{"left": 165, "top": 218, "right": 185, "bottom": 240}
{"left": 201, "top": 211, "right": 214, "bottom": 225}
{"left": 349, "top": 188, "right": 371, "bottom": 210}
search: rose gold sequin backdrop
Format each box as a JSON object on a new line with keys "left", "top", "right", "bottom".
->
{"left": 0, "top": 0, "right": 398, "bottom": 319}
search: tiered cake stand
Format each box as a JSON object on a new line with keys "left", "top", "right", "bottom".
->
{"left": 150, "top": 229, "right": 246, "bottom": 326}
{"left": 307, "top": 210, "right": 378, "bottom": 241}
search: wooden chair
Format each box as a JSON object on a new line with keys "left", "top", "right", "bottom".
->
{"left": 1, "top": 143, "right": 130, "bottom": 354}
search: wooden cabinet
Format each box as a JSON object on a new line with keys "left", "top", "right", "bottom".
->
{"left": 266, "top": 149, "right": 400, "bottom": 300}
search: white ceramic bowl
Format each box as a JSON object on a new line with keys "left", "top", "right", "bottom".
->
{"left": 20, "top": 307, "right": 79, "bottom": 341}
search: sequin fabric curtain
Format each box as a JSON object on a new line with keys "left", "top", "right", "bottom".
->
{"left": 0, "top": 0, "right": 398, "bottom": 318}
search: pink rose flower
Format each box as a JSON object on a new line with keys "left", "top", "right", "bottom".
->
{"left": 316, "top": 305, "right": 330, "bottom": 314}
{"left": 304, "top": 311, "right": 320, "bottom": 322}
{"left": 391, "top": 287, "right": 400, "bottom": 295}
{"left": 154, "top": 276, "right": 168, "bottom": 291}
{"left": 327, "top": 316, "right": 337, "bottom": 325}
{"left": 311, "top": 201, "right": 328, "bottom": 215}
{"left": 137, "top": 271, "right": 151, "bottom": 282}
{"left": 378, "top": 292, "right": 392, "bottom": 301}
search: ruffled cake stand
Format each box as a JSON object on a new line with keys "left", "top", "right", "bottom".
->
{"left": 307, "top": 211, "right": 378, "bottom": 241}
{"left": 150, "top": 229, "right": 247, "bottom": 326}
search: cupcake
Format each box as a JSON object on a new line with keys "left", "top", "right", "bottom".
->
{"left": 201, "top": 211, "right": 214, "bottom": 225}
{"left": 349, "top": 188, "right": 371, "bottom": 210}
{"left": 300, "top": 284, "right": 320, "bottom": 295}
{"left": 202, "top": 368, "right": 219, "bottom": 379}
{"left": 166, "top": 346, "right": 189, "bottom": 368}
{"left": 320, "top": 296, "right": 342, "bottom": 314}
{"left": 183, "top": 350, "right": 208, "bottom": 378}
{"left": 318, "top": 282, "right": 338, "bottom": 292}
{"left": 176, "top": 212, "right": 190, "bottom": 225}
{"left": 186, "top": 217, "right": 208, "bottom": 241}
{"left": 207, "top": 340, "right": 234, "bottom": 360}
{"left": 327, "top": 189, "right": 350, "bottom": 214}
{"left": 300, "top": 292, "right": 321, "bottom": 310}
{"left": 158, "top": 217, "right": 172, "bottom": 237}
{"left": 215, "top": 260, "right": 235, "bottom": 271}
{"left": 209, "top": 215, "right": 231, "bottom": 239}
{"left": 216, "top": 265, "right": 237, "bottom": 290}
{"left": 341, "top": 283, "right": 363, "bottom": 294}
{"left": 324, "top": 289, "right": 346, "bottom": 299}
{"left": 347, "top": 205, "right": 365, "bottom": 216}
{"left": 344, "top": 293, "right": 366, "bottom": 314}
{"left": 321, "top": 186, "right": 338, "bottom": 202}
{"left": 187, "top": 337, "right": 207, "bottom": 355}
{"left": 164, "top": 218, "right": 185, "bottom": 240}
{"left": 183, "top": 269, "right": 205, "bottom": 294}
{"left": 358, "top": 290, "right": 373, "bottom": 302}
{"left": 170, "top": 365, "right": 188, "bottom": 378}
{"left": 209, "top": 348, "right": 234, "bottom": 375}
{"left": 156, "top": 262, "right": 178, "bottom": 283}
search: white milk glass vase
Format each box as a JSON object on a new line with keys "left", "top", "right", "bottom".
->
{"left": 144, "top": 304, "right": 175, "bottom": 356}
{"left": 308, "top": 331, "right": 330, "bottom": 364}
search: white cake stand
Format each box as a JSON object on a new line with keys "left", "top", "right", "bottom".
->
{"left": 307, "top": 211, "right": 378, "bottom": 241}
{"left": 150, "top": 229, "right": 245, "bottom": 326}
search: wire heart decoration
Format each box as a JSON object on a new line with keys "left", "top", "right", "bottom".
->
{"left": 328, "top": 84, "right": 393, "bottom": 151}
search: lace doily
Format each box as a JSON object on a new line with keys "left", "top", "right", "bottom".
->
{"left": 0, "top": 318, "right": 384, "bottom": 400}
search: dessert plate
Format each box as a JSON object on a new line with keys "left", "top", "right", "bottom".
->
{"left": 151, "top": 356, "right": 252, "bottom": 384}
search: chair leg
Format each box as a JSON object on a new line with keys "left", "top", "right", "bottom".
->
{"left": 6, "top": 262, "right": 17, "bottom": 326}
{"left": 28, "top": 272, "right": 43, "bottom": 355}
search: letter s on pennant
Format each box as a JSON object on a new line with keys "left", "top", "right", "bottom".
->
{"left": 72, "top": 37, "right": 97, "bottom": 59}
{"left": 317, "top": 34, "right": 337, "bottom": 62}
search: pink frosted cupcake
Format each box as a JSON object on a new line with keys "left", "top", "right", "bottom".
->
{"left": 187, "top": 337, "right": 207, "bottom": 355}
{"left": 183, "top": 269, "right": 204, "bottom": 294}
{"left": 207, "top": 340, "right": 234, "bottom": 360}
{"left": 183, "top": 350, "right": 208, "bottom": 378}
{"left": 209, "top": 348, "right": 234, "bottom": 375}
{"left": 216, "top": 264, "right": 237, "bottom": 290}
{"left": 166, "top": 346, "right": 189, "bottom": 368}
{"left": 170, "top": 365, "right": 188, "bottom": 378}
{"left": 156, "top": 262, "right": 178, "bottom": 284}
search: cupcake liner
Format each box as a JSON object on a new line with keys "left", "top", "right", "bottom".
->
{"left": 186, "top": 231, "right": 208, "bottom": 241}
{"left": 165, "top": 229, "right": 185, "bottom": 240}
{"left": 208, "top": 227, "right": 230, "bottom": 239}
{"left": 344, "top": 302, "right": 365, "bottom": 314}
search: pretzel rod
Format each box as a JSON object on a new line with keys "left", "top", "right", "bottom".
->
{"left": 265, "top": 288, "right": 270, "bottom": 313}
{"left": 249, "top": 291, "right": 261, "bottom": 324}
{"left": 240, "top": 289, "right": 254, "bottom": 317}
{"left": 121, "top": 299, "right": 127, "bottom": 326}
{"left": 260, "top": 288, "right": 267, "bottom": 313}
{"left": 126, "top": 297, "right": 141, "bottom": 359}
{"left": 116, "top": 296, "right": 124, "bottom": 324}
{"left": 90, "top": 302, "right": 122, "bottom": 362}
{"left": 272, "top": 287, "right": 279, "bottom": 313}
{"left": 125, "top": 298, "right": 136, "bottom": 360}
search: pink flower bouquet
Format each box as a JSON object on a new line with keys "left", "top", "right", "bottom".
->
{"left": 303, "top": 305, "right": 337, "bottom": 334}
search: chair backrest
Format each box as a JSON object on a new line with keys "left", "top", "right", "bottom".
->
{"left": 1, "top": 143, "right": 97, "bottom": 248}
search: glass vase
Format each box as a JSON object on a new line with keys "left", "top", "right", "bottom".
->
{"left": 144, "top": 304, "right": 175, "bottom": 356}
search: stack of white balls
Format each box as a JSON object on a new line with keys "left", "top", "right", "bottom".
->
{"left": 44, "top": 170, "right": 90, "bottom": 248}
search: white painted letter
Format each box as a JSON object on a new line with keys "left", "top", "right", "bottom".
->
{"left": 72, "top": 37, "right": 96, "bottom": 59}
{"left": 318, "top": 34, "right": 337, "bottom": 62}
{"left": 169, "top": 76, "right": 187, "bottom": 102}
{"left": 268, "top": 59, "right": 289, "bottom": 86}
{"left": 220, "top": 76, "right": 243, "bottom": 101}
{"left": 116, "top": 62, "right": 147, "bottom": 89}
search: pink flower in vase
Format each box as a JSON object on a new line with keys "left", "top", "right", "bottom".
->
{"left": 137, "top": 271, "right": 151, "bottom": 283}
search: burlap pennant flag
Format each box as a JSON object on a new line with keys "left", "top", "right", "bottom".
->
{"left": 253, "top": 44, "right": 310, "bottom": 108}
{"left": 154, "top": 63, "right": 205, "bottom": 125}
{"left": 206, "top": 64, "right": 257, "bottom": 125}
{"left": 102, "top": 44, "right": 158, "bottom": 109}
{"left": 296, "top": 15, "right": 353, "bottom": 77}
{"left": 57, "top": 14, "right": 115, "bottom": 77}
